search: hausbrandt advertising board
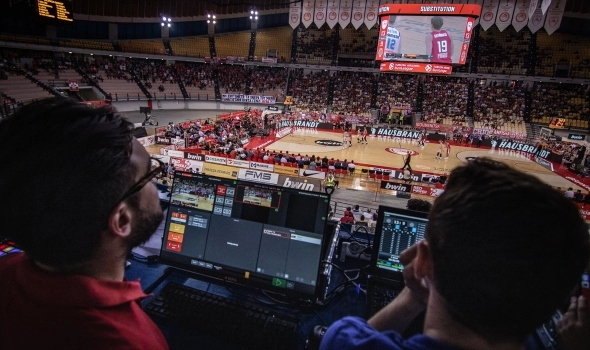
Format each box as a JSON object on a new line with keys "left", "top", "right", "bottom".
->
{"left": 361, "top": 127, "right": 422, "bottom": 139}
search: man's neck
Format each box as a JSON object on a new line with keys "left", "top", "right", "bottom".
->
{"left": 423, "top": 291, "right": 524, "bottom": 350}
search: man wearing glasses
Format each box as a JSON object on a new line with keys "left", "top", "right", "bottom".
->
{"left": 0, "top": 98, "right": 169, "bottom": 349}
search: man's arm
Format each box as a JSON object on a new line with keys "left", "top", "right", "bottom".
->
{"left": 368, "top": 287, "right": 425, "bottom": 332}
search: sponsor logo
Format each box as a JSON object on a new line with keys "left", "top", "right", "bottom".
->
{"left": 534, "top": 157, "right": 554, "bottom": 172}
{"left": 315, "top": 140, "right": 343, "bottom": 146}
{"left": 381, "top": 182, "right": 411, "bottom": 192}
{"left": 205, "top": 155, "right": 227, "bottom": 164}
{"left": 565, "top": 176, "right": 590, "bottom": 192}
{"left": 465, "top": 157, "right": 478, "bottom": 161}
{"left": 283, "top": 177, "right": 314, "bottom": 191}
{"left": 497, "top": 141, "right": 549, "bottom": 157}
{"left": 411, "top": 186, "right": 429, "bottom": 195}
{"left": 185, "top": 153, "right": 204, "bottom": 161}
{"left": 300, "top": 169, "right": 326, "bottom": 179}
{"left": 245, "top": 170, "right": 272, "bottom": 181}
{"left": 156, "top": 136, "right": 171, "bottom": 144}
{"left": 370, "top": 129, "right": 421, "bottom": 139}
{"left": 268, "top": 106, "right": 279, "bottom": 111}
{"left": 226, "top": 159, "right": 250, "bottom": 168}
{"left": 420, "top": 6, "right": 455, "bottom": 12}
{"left": 568, "top": 134, "right": 585, "bottom": 140}
{"left": 379, "top": 6, "right": 390, "bottom": 13}
{"left": 250, "top": 161, "right": 274, "bottom": 171}
{"left": 386, "top": 148, "right": 419, "bottom": 156}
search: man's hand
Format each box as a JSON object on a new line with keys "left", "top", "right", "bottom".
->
{"left": 557, "top": 295, "right": 590, "bottom": 350}
{"left": 399, "top": 240, "right": 430, "bottom": 305}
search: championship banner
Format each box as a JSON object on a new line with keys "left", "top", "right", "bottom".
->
{"left": 479, "top": 0, "right": 499, "bottom": 31}
{"left": 202, "top": 163, "right": 238, "bottom": 180}
{"left": 221, "top": 94, "right": 276, "bottom": 104}
{"left": 380, "top": 62, "right": 452, "bottom": 75}
{"left": 314, "top": 0, "right": 328, "bottom": 28}
{"left": 170, "top": 158, "right": 204, "bottom": 173}
{"left": 290, "top": 0, "right": 302, "bottom": 29}
{"left": 68, "top": 80, "right": 79, "bottom": 92}
{"left": 544, "top": 0, "right": 566, "bottom": 35}
{"left": 471, "top": 0, "right": 484, "bottom": 26}
{"left": 351, "top": 0, "right": 366, "bottom": 29}
{"left": 512, "top": 0, "right": 530, "bottom": 31}
{"left": 528, "top": 0, "right": 539, "bottom": 18}
{"left": 326, "top": 0, "right": 340, "bottom": 28}
{"left": 541, "top": 0, "right": 552, "bottom": 14}
{"left": 302, "top": 0, "right": 315, "bottom": 28}
{"left": 339, "top": 0, "right": 353, "bottom": 28}
{"left": 364, "top": 0, "right": 379, "bottom": 29}
{"left": 527, "top": 4, "right": 546, "bottom": 33}
{"left": 495, "top": 0, "right": 515, "bottom": 32}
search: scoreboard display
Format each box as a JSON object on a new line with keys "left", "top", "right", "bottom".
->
{"left": 37, "top": 0, "right": 73, "bottom": 22}
{"left": 376, "top": 4, "right": 481, "bottom": 75}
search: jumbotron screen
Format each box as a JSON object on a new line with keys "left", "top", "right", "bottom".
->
{"left": 376, "top": 4, "right": 481, "bottom": 75}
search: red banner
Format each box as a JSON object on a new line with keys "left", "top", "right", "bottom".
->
{"left": 380, "top": 62, "right": 452, "bottom": 75}
{"left": 415, "top": 122, "right": 440, "bottom": 130}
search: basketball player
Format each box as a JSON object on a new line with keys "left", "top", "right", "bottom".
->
{"left": 426, "top": 16, "right": 453, "bottom": 64}
{"left": 418, "top": 132, "right": 427, "bottom": 148}
{"left": 435, "top": 140, "right": 444, "bottom": 160}
{"left": 361, "top": 127, "right": 368, "bottom": 144}
{"left": 445, "top": 140, "right": 451, "bottom": 160}
{"left": 343, "top": 130, "right": 351, "bottom": 148}
{"left": 384, "top": 16, "right": 401, "bottom": 60}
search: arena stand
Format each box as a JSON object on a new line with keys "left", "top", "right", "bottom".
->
{"left": 331, "top": 71, "right": 373, "bottom": 117}
{"left": 531, "top": 83, "right": 590, "bottom": 129}
{"left": 290, "top": 68, "right": 331, "bottom": 112}
{"left": 338, "top": 26, "right": 378, "bottom": 56}
{"left": 473, "top": 81, "right": 527, "bottom": 135}
{"left": 421, "top": 77, "right": 469, "bottom": 127}
{"left": 536, "top": 31, "right": 590, "bottom": 79}
{"left": 175, "top": 62, "right": 216, "bottom": 99}
{"left": 477, "top": 27, "right": 530, "bottom": 75}
{"left": 376, "top": 74, "right": 418, "bottom": 112}
{"left": 294, "top": 24, "right": 335, "bottom": 65}
{"left": 168, "top": 37, "right": 210, "bottom": 58}
{"left": 215, "top": 32, "right": 251, "bottom": 60}
{"left": 253, "top": 27, "right": 292, "bottom": 63}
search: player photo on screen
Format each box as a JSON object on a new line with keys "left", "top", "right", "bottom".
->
{"left": 235, "top": 186, "right": 279, "bottom": 209}
{"left": 381, "top": 15, "right": 467, "bottom": 64}
{"left": 171, "top": 179, "right": 216, "bottom": 211}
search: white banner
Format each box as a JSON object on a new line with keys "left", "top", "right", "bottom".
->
{"left": 221, "top": 94, "right": 276, "bottom": 104}
{"left": 226, "top": 158, "right": 250, "bottom": 169}
{"left": 160, "top": 148, "right": 184, "bottom": 158}
{"left": 480, "top": 0, "right": 500, "bottom": 30}
{"left": 351, "top": 0, "right": 366, "bottom": 29}
{"left": 249, "top": 161, "right": 274, "bottom": 172}
{"left": 327, "top": 0, "right": 340, "bottom": 28}
{"left": 302, "top": 0, "right": 315, "bottom": 28}
{"left": 290, "top": 1, "right": 302, "bottom": 29}
{"left": 528, "top": 0, "right": 539, "bottom": 18}
{"left": 527, "top": 4, "right": 546, "bottom": 33}
{"left": 238, "top": 169, "right": 280, "bottom": 185}
{"left": 299, "top": 169, "right": 326, "bottom": 180}
{"left": 544, "top": 0, "right": 566, "bottom": 35}
{"left": 541, "top": 0, "right": 552, "bottom": 14}
{"left": 512, "top": 0, "right": 530, "bottom": 32}
{"left": 170, "top": 158, "right": 204, "bottom": 173}
{"left": 204, "top": 155, "right": 228, "bottom": 165}
{"left": 471, "top": 0, "right": 484, "bottom": 26}
{"left": 261, "top": 57, "right": 277, "bottom": 63}
{"left": 495, "top": 0, "right": 516, "bottom": 32}
{"left": 315, "top": 0, "right": 328, "bottom": 27}
{"left": 339, "top": 0, "right": 353, "bottom": 28}
{"left": 364, "top": 0, "right": 379, "bottom": 29}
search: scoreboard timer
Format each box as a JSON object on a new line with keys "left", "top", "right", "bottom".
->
{"left": 37, "top": 0, "right": 73, "bottom": 22}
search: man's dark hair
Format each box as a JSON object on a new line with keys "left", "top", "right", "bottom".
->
{"left": 406, "top": 198, "right": 432, "bottom": 213}
{"left": 431, "top": 16, "right": 444, "bottom": 30}
{"left": 0, "top": 98, "right": 136, "bottom": 269}
{"left": 426, "top": 158, "right": 589, "bottom": 342}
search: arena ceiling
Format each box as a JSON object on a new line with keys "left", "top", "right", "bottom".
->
{"left": 70, "top": 0, "right": 590, "bottom": 19}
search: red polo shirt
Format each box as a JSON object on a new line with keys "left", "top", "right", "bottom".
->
{"left": 0, "top": 253, "right": 169, "bottom": 350}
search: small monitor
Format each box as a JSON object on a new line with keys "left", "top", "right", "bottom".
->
{"left": 372, "top": 206, "right": 429, "bottom": 275}
{"left": 159, "top": 172, "right": 332, "bottom": 301}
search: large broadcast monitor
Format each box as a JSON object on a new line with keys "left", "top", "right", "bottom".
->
{"left": 376, "top": 4, "right": 481, "bottom": 75}
{"left": 159, "top": 171, "right": 332, "bottom": 301}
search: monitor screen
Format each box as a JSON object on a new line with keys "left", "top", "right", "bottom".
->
{"left": 160, "top": 172, "right": 331, "bottom": 300}
{"left": 374, "top": 207, "right": 429, "bottom": 274}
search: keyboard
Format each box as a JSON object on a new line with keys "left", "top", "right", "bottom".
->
{"left": 366, "top": 283, "right": 401, "bottom": 318}
{"left": 145, "top": 282, "right": 300, "bottom": 349}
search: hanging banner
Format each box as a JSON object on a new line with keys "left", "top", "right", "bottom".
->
{"left": 479, "top": 0, "right": 500, "bottom": 30}
{"left": 289, "top": 1, "right": 302, "bottom": 29}
{"left": 471, "top": 0, "right": 484, "bottom": 26}
{"left": 351, "top": 0, "right": 366, "bottom": 29}
{"left": 541, "top": 0, "right": 552, "bottom": 14}
{"left": 302, "top": 0, "right": 315, "bottom": 28}
{"left": 326, "top": 0, "right": 340, "bottom": 29}
{"left": 495, "top": 0, "right": 516, "bottom": 32}
{"left": 527, "top": 4, "right": 546, "bottom": 33}
{"left": 544, "top": 0, "right": 566, "bottom": 35}
{"left": 364, "top": 0, "right": 378, "bottom": 29}
{"left": 528, "top": 0, "right": 539, "bottom": 18}
{"left": 68, "top": 80, "right": 79, "bottom": 92}
{"left": 314, "top": 0, "right": 327, "bottom": 27}
{"left": 512, "top": 0, "right": 530, "bottom": 32}
{"left": 339, "top": 0, "right": 353, "bottom": 28}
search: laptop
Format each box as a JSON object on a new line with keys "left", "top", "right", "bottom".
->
{"left": 365, "top": 205, "right": 429, "bottom": 318}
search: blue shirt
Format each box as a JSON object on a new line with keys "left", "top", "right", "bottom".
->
{"left": 320, "top": 317, "right": 460, "bottom": 350}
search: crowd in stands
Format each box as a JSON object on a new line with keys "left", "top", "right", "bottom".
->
{"left": 217, "top": 65, "right": 288, "bottom": 98}
{"left": 421, "top": 77, "right": 469, "bottom": 124}
{"left": 473, "top": 80, "right": 527, "bottom": 126}
{"left": 376, "top": 74, "right": 418, "bottom": 111}
{"left": 295, "top": 24, "right": 334, "bottom": 64}
{"left": 477, "top": 27, "right": 529, "bottom": 75}
{"left": 331, "top": 71, "right": 373, "bottom": 117}
{"left": 531, "top": 83, "right": 589, "bottom": 121}
{"left": 290, "top": 68, "right": 331, "bottom": 112}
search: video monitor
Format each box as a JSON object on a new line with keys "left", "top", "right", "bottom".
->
{"left": 376, "top": 4, "right": 481, "bottom": 75}
{"left": 159, "top": 172, "right": 332, "bottom": 301}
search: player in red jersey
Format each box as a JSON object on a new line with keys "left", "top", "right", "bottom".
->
{"left": 445, "top": 140, "right": 451, "bottom": 160}
{"left": 426, "top": 16, "right": 453, "bottom": 64}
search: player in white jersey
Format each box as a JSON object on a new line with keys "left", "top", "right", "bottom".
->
{"left": 436, "top": 141, "right": 443, "bottom": 160}
{"left": 445, "top": 140, "right": 451, "bottom": 160}
{"left": 384, "top": 16, "right": 401, "bottom": 60}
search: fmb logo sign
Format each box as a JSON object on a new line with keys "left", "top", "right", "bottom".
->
{"left": 385, "top": 148, "right": 419, "bottom": 156}
{"left": 315, "top": 140, "right": 343, "bottom": 147}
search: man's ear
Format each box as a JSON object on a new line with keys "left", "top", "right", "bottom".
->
{"left": 107, "top": 202, "right": 133, "bottom": 239}
{"left": 414, "top": 240, "right": 434, "bottom": 281}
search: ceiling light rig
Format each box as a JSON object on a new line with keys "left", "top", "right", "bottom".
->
{"left": 207, "top": 14, "right": 216, "bottom": 24}
{"left": 249, "top": 10, "right": 258, "bottom": 20}
{"left": 161, "top": 16, "right": 172, "bottom": 27}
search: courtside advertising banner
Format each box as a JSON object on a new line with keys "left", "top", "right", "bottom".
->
{"left": 226, "top": 158, "right": 250, "bottom": 169}
{"left": 205, "top": 154, "right": 228, "bottom": 165}
{"left": 249, "top": 161, "right": 274, "bottom": 172}
{"left": 380, "top": 62, "right": 453, "bottom": 75}
{"left": 273, "top": 165, "right": 300, "bottom": 176}
{"left": 202, "top": 163, "right": 239, "bottom": 179}
{"left": 278, "top": 175, "right": 323, "bottom": 192}
{"left": 299, "top": 169, "right": 326, "bottom": 180}
{"left": 171, "top": 158, "right": 204, "bottom": 173}
{"left": 160, "top": 148, "right": 184, "bottom": 158}
{"left": 238, "top": 169, "right": 280, "bottom": 184}
{"left": 221, "top": 94, "right": 276, "bottom": 104}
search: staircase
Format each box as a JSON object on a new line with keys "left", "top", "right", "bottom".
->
{"left": 466, "top": 117, "right": 475, "bottom": 129}
{"left": 129, "top": 72, "right": 152, "bottom": 99}
{"left": 525, "top": 122, "right": 541, "bottom": 142}
{"left": 21, "top": 69, "right": 61, "bottom": 98}
{"left": 209, "top": 37, "right": 221, "bottom": 100}
{"left": 73, "top": 65, "right": 111, "bottom": 99}
{"left": 163, "top": 40, "right": 173, "bottom": 56}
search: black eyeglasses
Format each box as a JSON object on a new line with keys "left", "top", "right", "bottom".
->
{"left": 114, "top": 157, "right": 165, "bottom": 206}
